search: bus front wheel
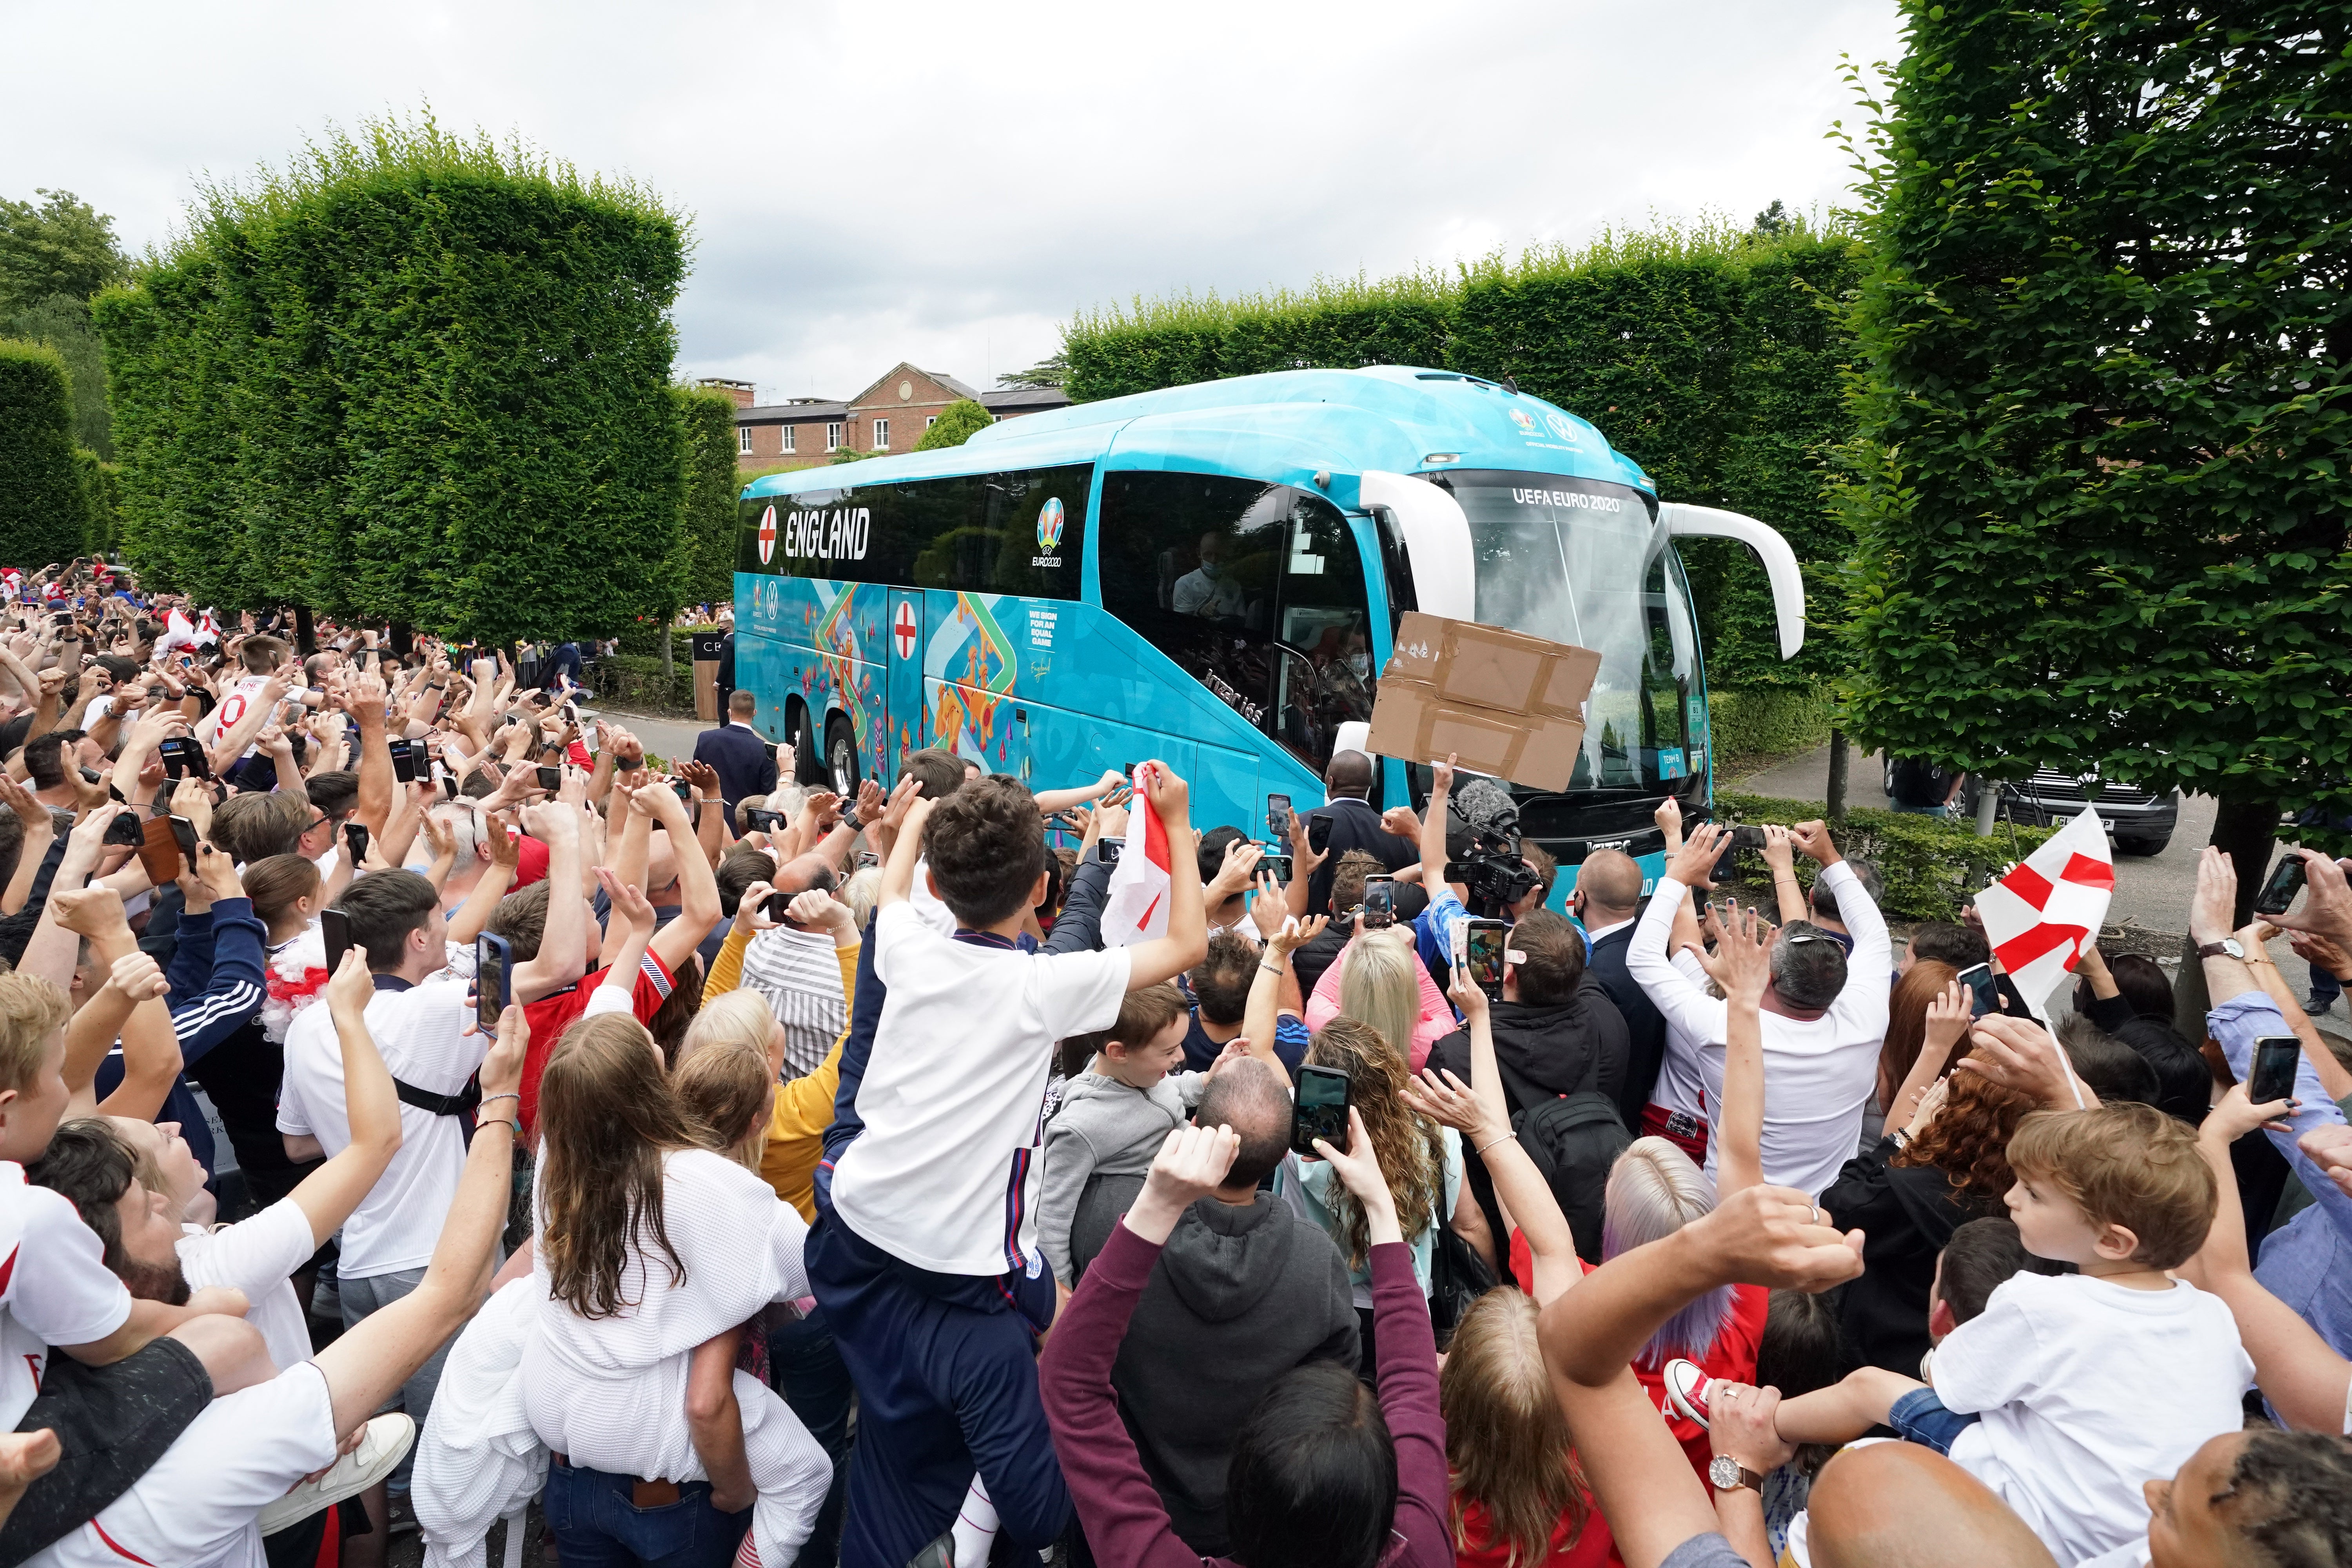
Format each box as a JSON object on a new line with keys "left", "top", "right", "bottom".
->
{"left": 826, "top": 714, "right": 860, "bottom": 798}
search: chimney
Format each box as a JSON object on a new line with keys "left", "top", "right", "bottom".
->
{"left": 695, "top": 377, "right": 757, "bottom": 408}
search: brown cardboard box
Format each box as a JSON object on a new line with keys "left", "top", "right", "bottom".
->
{"left": 1367, "top": 613, "right": 1602, "bottom": 791}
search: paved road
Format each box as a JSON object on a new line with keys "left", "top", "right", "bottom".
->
{"left": 587, "top": 707, "right": 711, "bottom": 769}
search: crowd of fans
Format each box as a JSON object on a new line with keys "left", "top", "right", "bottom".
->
{"left": 0, "top": 555, "right": 2344, "bottom": 1568}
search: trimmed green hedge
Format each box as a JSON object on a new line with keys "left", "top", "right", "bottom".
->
{"left": 94, "top": 112, "right": 690, "bottom": 643}
{"left": 673, "top": 386, "right": 739, "bottom": 611}
{"left": 1711, "top": 789, "right": 2057, "bottom": 922}
{"left": 0, "top": 339, "right": 89, "bottom": 565}
{"left": 1706, "top": 688, "right": 1831, "bottom": 766}
{"left": 1060, "top": 221, "right": 1859, "bottom": 689}
{"left": 599, "top": 652, "right": 694, "bottom": 714}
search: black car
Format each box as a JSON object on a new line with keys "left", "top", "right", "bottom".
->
{"left": 1883, "top": 759, "right": 2180, "bottom": 855}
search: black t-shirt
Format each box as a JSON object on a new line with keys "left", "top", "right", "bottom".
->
{"left": 1888, "top": 756, "right": 1960, "bottom": 808}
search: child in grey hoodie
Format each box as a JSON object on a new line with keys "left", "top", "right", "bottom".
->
{"left": 1040, "top": 982, "right": 1208, "bottom": 1287}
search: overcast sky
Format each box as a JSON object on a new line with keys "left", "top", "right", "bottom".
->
{"left": 5, "top": 0, "right": 1902, "bottom": 404}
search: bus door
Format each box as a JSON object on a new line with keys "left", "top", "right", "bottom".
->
{"left": 886, "top": 587, "right": 925, "bottom": 780}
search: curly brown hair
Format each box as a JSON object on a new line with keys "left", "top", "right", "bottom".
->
{"left": 1893, "top": 1057, "right": 2037, "bottom": 1203}
{"left": 1879, "top": 960, "right": 1957, "bottom": 1107}
{"left": 1306, "top": 1017, "right": 1444, "bottom": 1266}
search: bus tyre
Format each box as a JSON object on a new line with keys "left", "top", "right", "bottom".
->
{"left": 826, "top": 714, "right": 860, "bottom": 798}
{"left": 789, "top": 709, "right": 824, "bottom": 787}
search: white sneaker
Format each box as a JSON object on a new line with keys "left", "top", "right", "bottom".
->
{"left": 258, "top": 1412, "right": 415, "bottom": 1536}
{"left": 1661, "top": 1358, "right": 1714, "bottom": 1429}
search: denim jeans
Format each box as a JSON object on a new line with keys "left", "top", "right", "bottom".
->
{"left": 542, "top": 1458, "right": 753, "bottom": 1568}
{"left": 769, "top": 1305, "right": 854, "bottom": 1568}
{"left": 1889, "top": 1387, "right": 1981, "bottom": 1455}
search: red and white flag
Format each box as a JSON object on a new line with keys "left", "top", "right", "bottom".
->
{"left": 1100, "top": 765, "right": 1172, "bottom": 948}
{"left": 1973, "top": 806, "right": 2116, "bottom": 1016}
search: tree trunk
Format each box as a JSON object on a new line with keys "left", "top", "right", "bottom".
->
{"left": 658, "top": 619, "right": 675, "bottom": 703}
{"left": 2208, "top": 796, "right": 2278, "bottom": 929}
{"left": 293, "top": 604, "right": 316, "bottom": 657}
{"left": 1825, "top": 729, "right": 1849, "bottom": 822}
{"left": 389, "top": 621, "right": 416, "bottom": 659}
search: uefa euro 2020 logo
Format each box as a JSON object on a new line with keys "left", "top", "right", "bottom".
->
{"left": 1036, "top": 497, "right": 1066, "bottom": 554}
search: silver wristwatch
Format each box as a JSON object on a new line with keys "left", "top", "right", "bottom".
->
{"left": 1709, "top": 1455, "right": 1762, "bottom": 1493}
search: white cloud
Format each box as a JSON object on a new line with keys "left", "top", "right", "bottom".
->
{"left": 4, "top": 0, "right": 1902, "bottom": 400}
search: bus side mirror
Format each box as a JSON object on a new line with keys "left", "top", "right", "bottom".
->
{"left": 1659, "top": 504, "right": 1806, "bottom": 660}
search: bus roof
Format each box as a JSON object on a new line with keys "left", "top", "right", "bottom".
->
{"left": 738, "top": 365, "right": 1654, "bottom": 506}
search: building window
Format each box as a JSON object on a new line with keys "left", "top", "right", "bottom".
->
{"left": 926, "top": 415, "right": 939, "bottom": 429}
{"left": 872, "top": 419, "right": 890, "bottom": 450}
{"left": 737, "top": 425, "right": 753, "bottom": 455}
{"left": 826, "top": 422, "right": 842, "bottom": 452}
{"left": 782, "top": 425, "right": 795, "bottom": 453}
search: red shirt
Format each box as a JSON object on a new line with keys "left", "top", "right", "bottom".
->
{"left": 517, "top": 949, "right": 675, "bottom": 1136}
{"left": 1454, "top": 1496, "right": 1614, "bottom": 1568}
{"left": 1509, "top": 1231, "right": 1769, "bottom": 1482}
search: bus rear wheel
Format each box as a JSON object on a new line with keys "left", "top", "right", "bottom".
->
{"left": 826, "top": 715, "right": 860, "bottom": 798}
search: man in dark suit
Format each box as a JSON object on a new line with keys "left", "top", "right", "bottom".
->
{"left": 1574, "top": 848, "right": 1666, "bottom": 1131}
{"left": 1301, "top": 750, "right": 1416, "bottom": 916}
{"left": 691, "top": 688, "right": 779, "bottom": 819}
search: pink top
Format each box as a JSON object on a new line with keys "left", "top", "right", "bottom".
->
{"left": 1305, "top": 933, "right": 1454, "bottom": 1071}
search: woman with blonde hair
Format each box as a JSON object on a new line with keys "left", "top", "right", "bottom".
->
{"left": 1277, "top": 1016, "right": 1486, "bottom": 1366}
{"left": 1305, "top": 924, "right": 1455, "bottom": 1071}
{"left": 521, "top": 1012, "right": 831, "bottom": 1566}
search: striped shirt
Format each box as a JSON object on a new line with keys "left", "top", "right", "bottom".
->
{"left": 739, "top": 924, "right": 850, "bottom": 1078}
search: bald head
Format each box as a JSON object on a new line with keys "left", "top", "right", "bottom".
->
{"left": 1576, "top": 849, "right": 1643, "bottom": 918}
{"left": 1194, "top": 1058, "right": 1293, "bottom": 1190}
{"left": 1810, "top": 1443, "right": 2056, "bottom": 1568}
{"left": 1325, "top": 750, "right": 1374, "bottom": 799}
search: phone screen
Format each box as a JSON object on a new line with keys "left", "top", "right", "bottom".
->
{"left": 535, "top": 765, "right": 561, "bottom": 792}
{"left": 1291, "top": 1064, "right": 1351, "bottom": 1158}
{"left": 168, "top": 816, "right": 199, "bottom": 864}
{"left": 387, "top": 737, "right": 416, "bottom": 783}
{"left": 1307, "top": 813, "right": 1333, "bottom": 855}
{"left": 476, "top": 934, "right": 511, "bottom": 1034}
{"left": 1466, "top": 919, "right": 1508, "bottom": 997}
{"left": 2248, "top": 1036, "right": 2302, "bottom": 1104}
{"left": 1098, "top": 839, "right": 1122, "bottom": 866}
{"left": 344, "top": 822, "right": 370, "bottom": 864}
{"left": 1259, "top": 851, "right": 1294, "bottom": 884}
{"left": 1362, "top": 877, "right": 1396, "bottom": 929}
{"left": 322, "top": 909, "right": 351, "bottom": 973}
{"left": 673, "top": 780, "right": 694, "bottom": 804}
{"left": 1266, "top": 793, "right": 1293, "bottom": 843}
{"left": 2253, "top": 856, "right": 2308, "bottom": 918}
{"left": 1956, "top": 962, "right": 1998, "bottom": 1018}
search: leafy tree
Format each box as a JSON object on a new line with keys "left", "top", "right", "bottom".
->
{"left": 829, "top": 446, "right": 869, "bottom": 466}
{"left": 1838, "top": 1, "right": 2352, "bottom": 897}
{"left": 672, "top": 385, "right": 740, "bottom": 608}
{"left": 996, "top": 351, "right": 1068, "bottom": 389}
{"left": 95, "top": 111, "right": 690, "bottom": 644}
{"left": 0, "top": 190, "right": 128, "bottom": 319}
{"left": 914, "top": 398, "right": 993, "bottom": 450}
{"left": 1753, "top": 200, "right": 1793, "bottom": 237}
{"left": 5, "top": 293, "right": 111, "bottom": 457}
{"left": 0, "top": 340, "right": 91, "bottom": 565}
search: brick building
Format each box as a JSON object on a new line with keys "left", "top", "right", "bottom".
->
{"left": 703, "top": 362, "right": 1070, "bottom": 473}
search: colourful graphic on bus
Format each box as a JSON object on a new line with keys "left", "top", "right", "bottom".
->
{"left": 802, "top": 582, "right": 881, "bottom": 768}
{"left": 929, "top": 591, "right": 1021, "bottom": 773}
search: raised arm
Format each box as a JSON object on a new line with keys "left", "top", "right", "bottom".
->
{"left": 1625, "top": 824, "right": 1733, "bottom": 1049}
{"left": 2235, "top": 917, "right": 2352, "bottom": 1104}
{"left": 1120, "top": 762, "right": 1209, "bottom": 989}
{"left": 1688, "top": 899, "right": 1773, "bottom": 1196}
{"left": 1418, "top": 755, "right": 1454, "bottom": 891}
{"left": 639, "top": 783, "right": 721, "bottom": 976}
{"left": 511, "top": 803, "right": 585, "bottom": 1003}
{"left": 345, "top": 670, "right": 394, "bottom": 836}
{"left": 286, "top": 950, "right": 405, "bottom": 1247}
{"left": 1243, "top": 914, "right": 1325, "bottom": 1073}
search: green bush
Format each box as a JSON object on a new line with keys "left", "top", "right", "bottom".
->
{"left": 0, "top": 339, "right": 89, "bottom": 565}
{"left": 94, "top": 111, "right": 690, "bottom": 643}
{"left": 1706, "top": 688, "right": 1831, "bottom": 766}
{"left": 673, "top": 386, "right": 739, "bottom": 610}
{"left": 615, "top": 624, "right": 707, "bottom": 660}
{"left": 599, "top": 652, "right": 694, "bottom": 714}
{"left": 73, "top": 448, "right": 119, "bottom": 554}
{"left": 1710, "top": 788, "right": 2057, "bottom": 922}
{"left": 915, "top": 398, "right": 993, "bottom": 451}
{"left": 1060, "top": 220, "right": 1860, "bottom": 689}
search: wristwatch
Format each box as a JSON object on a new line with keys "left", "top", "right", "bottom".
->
{"left": 2195, "top": 938, "right": 2245, "bottom": 961}
{"left": 1708, "top": 1456, "right": 1762, "bottom": 1493}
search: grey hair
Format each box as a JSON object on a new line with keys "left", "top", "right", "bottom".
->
{"left": 1602, "top": 1137, "right": 1733, "bottom": 1365}
{"left": 1770, "top": 920, "right": 1848, "bottom": 1011}
{"left": 838, "top": 865, "right": 882, "bottom": 932}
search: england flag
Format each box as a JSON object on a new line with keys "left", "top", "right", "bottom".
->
{"left": 1100, "top": 765, "right": 1173, "bottom": 947}
{"left": 1972, "top": 806, "right": 2116, "bottom": 1017}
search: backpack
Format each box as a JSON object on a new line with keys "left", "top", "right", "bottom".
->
{"left": 1513, "top": 1091, "right": 1631, "bottom": 1265}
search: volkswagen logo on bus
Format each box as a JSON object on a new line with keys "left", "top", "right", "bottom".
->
{"left": 1033, "top": 497, "right": 1066, "bottom": 568}
{"left": 1544, "top": 411, "right": 1577, "bottom": 441}
{"left": 757, "top": 504, "right": 777, "bottom": 565}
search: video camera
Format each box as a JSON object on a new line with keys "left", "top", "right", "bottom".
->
{"left": 1443, "top": 776, "right": 1539, "bottom": 918}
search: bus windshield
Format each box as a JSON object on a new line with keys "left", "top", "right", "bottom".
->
{"left": 1432, "top": 470, "right": 1702, "bottom": 793}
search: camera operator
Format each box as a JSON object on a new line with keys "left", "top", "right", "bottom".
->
{"left": 1407, "top": 756, "right": 1556, "bottom": 986}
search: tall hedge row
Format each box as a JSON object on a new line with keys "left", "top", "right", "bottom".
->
{"left": 1060, "top": 224, "right": 1858, "bottom": 689}
{"left": 0, "top": 339, "right": 90, "bottom": 565}
{"left": 94, "top": 114, "right": 691, "bottom": 644}
{"left": 673, "top": 385, "right": 741, "bottom": 611}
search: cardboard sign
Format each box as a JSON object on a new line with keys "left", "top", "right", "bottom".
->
{"left": 1366, "top": 612, "right": 1601, "bottom": 791}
